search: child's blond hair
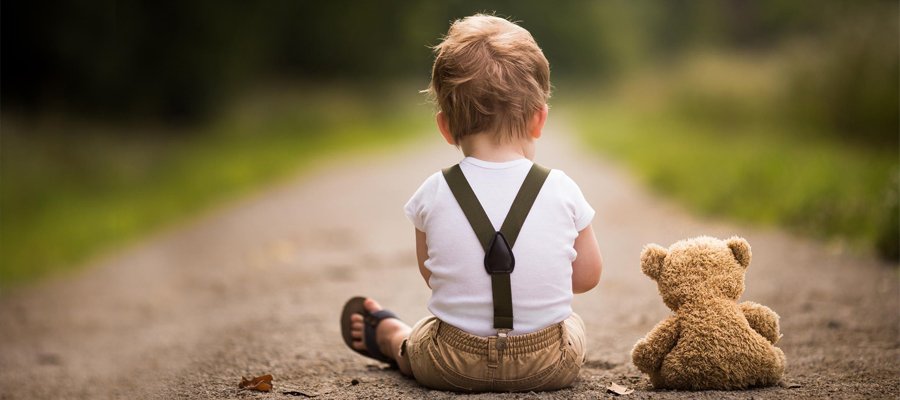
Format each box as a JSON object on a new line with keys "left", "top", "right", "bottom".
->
{"left": 426, "top": 14, "right": 551, "bottom": 143}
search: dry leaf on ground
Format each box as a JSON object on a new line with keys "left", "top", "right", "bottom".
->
{"left": 239, "top": 374, "right": 273, "bottom": 392}
{"left": 607, "top": 382, "right": 634, "bottom": 395}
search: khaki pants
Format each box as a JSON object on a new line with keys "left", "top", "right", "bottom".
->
{"left": 401, "top": 313, "right": 586, "bottom": 392}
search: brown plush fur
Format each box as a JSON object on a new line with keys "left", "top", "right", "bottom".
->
{"left": 632, "top": 236, "right": 786, "bottom": 390}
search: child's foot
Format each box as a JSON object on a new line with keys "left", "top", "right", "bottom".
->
{"left": 349, "top": 298, "right": 412, "bottom": 362}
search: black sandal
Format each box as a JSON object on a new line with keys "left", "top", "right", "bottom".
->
{"left": 340, "top": 296, "right": 399, "bottom": 367}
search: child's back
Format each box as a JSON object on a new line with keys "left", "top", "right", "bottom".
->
{"left": 341, "top": 14, "right": 602, "bottom": 392}
{"left": 405, "top": 157, "right": 594, "bottom": 337}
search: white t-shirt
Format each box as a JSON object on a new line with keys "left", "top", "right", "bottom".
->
{"left": 404, "top": 157, "right": 595, "bottom": 336}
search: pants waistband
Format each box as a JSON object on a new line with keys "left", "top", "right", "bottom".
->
{"left": 436, "top": 321, "right": 565, "bottom": 356}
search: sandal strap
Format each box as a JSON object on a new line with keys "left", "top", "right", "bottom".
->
{"left": 364, "top": 310, "right": 399, "bottom": 365}
{"left": 365, "top": 310, "right": 397, "bottom": 325}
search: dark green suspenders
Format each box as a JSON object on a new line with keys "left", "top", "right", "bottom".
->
{"left": 442, "top": 162, "right": 550, "bottom": 348}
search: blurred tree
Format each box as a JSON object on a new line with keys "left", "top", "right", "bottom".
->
{"left": 2, "top": 0, "right": 270, "bottom": 122}
{"left": 2, "top": 0, "right": 897, "bottom": 142}
{"left": 781, "top": 1, "right": 899, "bottom": 147}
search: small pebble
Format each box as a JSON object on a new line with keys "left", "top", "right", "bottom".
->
{"left": 351, "top": 379, "right": 360, "bottom": 385}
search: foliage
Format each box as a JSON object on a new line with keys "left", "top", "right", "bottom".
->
{"left": 780, "top": 5, "right": 899, "bottom": 147}
{"left": 4, "top": 1, "right": 894, "bottom": 124}
{"left": 566, "top": 50, "right": 898, "bottom": 261}
{"left": 0, "top": 0, "right": 896, "bottom": 283}
{"left": 0, "top": 85, "right": 429, "bottom": 285}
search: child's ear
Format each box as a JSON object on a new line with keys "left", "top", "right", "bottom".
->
{"left": 529, "top": 104, "right": 548, "bottom": 139}
{"left": 640, "top": 244, "right": 667, "bottom": 281}
{"left": 436, "top": 111, "right": 455, "bottom": 145}
{"left": 726, "top": 236, "right": 751, "bottom": 269}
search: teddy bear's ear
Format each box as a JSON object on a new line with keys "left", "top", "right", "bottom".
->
{"left": 640, "top": 244, "right": 668, "bottom": 281}
{"left": 727, "top": 236, "right": 752, "bottom": 269}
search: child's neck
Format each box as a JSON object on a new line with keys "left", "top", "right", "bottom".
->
{"left": 459, "top": 133, "right": 535, "bottom": 162}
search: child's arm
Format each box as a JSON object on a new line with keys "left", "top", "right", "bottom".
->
{"left": 415, "top": 229, "right": 432, "bottom": 288}
{"left": 572, "top": 224, "right": 602, "bottom": 293}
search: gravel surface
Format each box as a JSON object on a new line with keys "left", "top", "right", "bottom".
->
{"left": 1, "top": 121, "right": 897, "bottom": 399}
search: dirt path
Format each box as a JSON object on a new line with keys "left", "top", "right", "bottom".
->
{"left": 1, "top": 121, "right": 897, "bottom": 400}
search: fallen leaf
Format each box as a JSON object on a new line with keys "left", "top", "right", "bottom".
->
{"left": 239, "top": 374, "right": 273, "bottom": 392}
{"left": 607, "top": 382, "right": 634, "bottom": 395}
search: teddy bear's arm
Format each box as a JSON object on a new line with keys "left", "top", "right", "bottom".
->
{"left": 739, "top": 301, "right": 781, "bottom": 344}
{"left": 631, "top": 315, "right": 679, "bottom": 374}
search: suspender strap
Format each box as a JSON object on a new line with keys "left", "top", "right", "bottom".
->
{"left": 500, "top": 164, "right": 552, "bottom": 246}
{"left": 441, "top": 165, "right": 496, "bottom": 251}
{"left": 441, "top": 163, "right": 551, "bottom": 332}
{"left": 491, "top": 274, "right": 514, "bottom": 329}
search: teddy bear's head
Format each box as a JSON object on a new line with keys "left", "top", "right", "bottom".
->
{"left": 640, "top": 236, "right": 751, "bottom": 311}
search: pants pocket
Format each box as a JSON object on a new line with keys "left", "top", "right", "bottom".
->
{"left": 525, "top": 340, "right": 582, "bottom": 391}
{"left": 428, "top": 342, "right": 497, "bottom": 392}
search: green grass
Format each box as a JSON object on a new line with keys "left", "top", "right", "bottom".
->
{"left": 562, "top": 64, "right": 899, "bottom": 261}
{"left": 0, "top": 84, "right": 431, "bottom": 286}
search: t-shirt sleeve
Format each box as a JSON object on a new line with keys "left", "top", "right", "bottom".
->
{"left": 557, "top": 171, "right": 595, "bottom": 232}
{"left": 403, "top": 172, "right": 441, "bottom": 231}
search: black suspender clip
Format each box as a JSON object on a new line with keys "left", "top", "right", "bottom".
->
{"left": 485, "top": 231, "right": 515, "bottom": 275}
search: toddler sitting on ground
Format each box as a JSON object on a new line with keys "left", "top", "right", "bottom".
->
{"left": 341, "top": 14, "right": 603, "bottom": 392}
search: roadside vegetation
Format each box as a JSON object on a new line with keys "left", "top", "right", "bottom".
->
{"left": 566, "top": 46, "right": 898, "bottom": 261}
{"left": 3, "top": 1, "right": 896, "bottom": 287}
{"left": 0, "top": 84, "right": 429, "bottom": 285}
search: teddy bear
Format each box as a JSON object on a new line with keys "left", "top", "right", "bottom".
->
{"left": 631, "top": 236, "right": 785, "bottom": 390}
